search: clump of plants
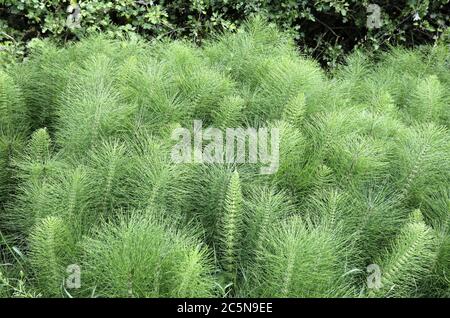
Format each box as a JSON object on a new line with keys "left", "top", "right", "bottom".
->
{"left": 0, "top": 18, "right": 449, "bottom": 298}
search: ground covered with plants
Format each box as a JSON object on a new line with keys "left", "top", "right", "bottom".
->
{"left": 0, "top": 19, "right": 449, "bottom": 298}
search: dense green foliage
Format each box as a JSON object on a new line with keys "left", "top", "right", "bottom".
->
{"left": 1, "top": 1, "right": 449, "bottom": 66}
{"left": 0, "top": 19, "right": 449, "bottom": 298}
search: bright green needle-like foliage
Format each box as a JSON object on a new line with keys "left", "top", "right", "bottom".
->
{"left": 219, "top": 171, "right": 244, "bottom": 286}
{"left": 127, "top": 133, "right": 191, "bottom": 217}
{"left": 82, "top": 211, "right": 216, "bottom": 298}
{"left": 0, "top": 70, "right": 28, "bottom": 207}
{"left": 392, "top": 123, "right": 450, "bottom": 206}
{"left": 0, "top": 135, "right": 23, "bottom": 208}
{"left": 29, "top": 216, "right": 75, "bottom": 297}
{"left": 370, "top": 210, "right": 437, "bottom": 298}
{"left": 0, "top": 18, "right": 449, "bottom": 298}
{"left": 283, "top": 92, "right": 306, "bottom": 129}
{"left": 408, "top": 75, "right": 447, "bottom": 124}
{"left": 85, "top": 140, "right": 131, "bottom": 217}
{"left": 242, "top": 186, "right": 294, "bottom": 269}
{"left": 56, "top": 55, "right": 134, "bottom": 158}
{"left": 0, "top": 70, "right": 28, "bottom": 137}
{"left": 213, "top": 96, "right": 245, "bottom": 129}
{"left": 249, "top": 217, "right": 352, "bottom": 297}
{"left": 2, "top": 128, "right": 64, "bottom": 239}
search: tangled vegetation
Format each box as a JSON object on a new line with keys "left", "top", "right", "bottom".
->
{"left": 0, "top": 18, "right": 449, "bottom": 298}
{"left": 1, "top": 1, "right": 449, "bottom": 67}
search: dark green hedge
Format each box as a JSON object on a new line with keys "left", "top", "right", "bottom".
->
{"left": 1, "top": 0, "right": 449, "bottom": 66}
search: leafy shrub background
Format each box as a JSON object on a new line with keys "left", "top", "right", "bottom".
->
{"left": 1, "top": 0, "right": 449, "bottom": 66}
{"left": 0, "top": 19, "right": 449, "bottom": 298}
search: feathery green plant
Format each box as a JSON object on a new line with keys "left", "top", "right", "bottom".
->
{"left": 0, "top": 18, "right": 449, "bottom": 298}
{"left": 2, "top": 128, "right": 63, "bottom": 239}
{"left": 56, "top": 55, "right": 134, "bottom": 158}
{"left": 0, "top": 70, "right": 28, "bottom": 207}
{"left": 392, "top": 123, "right": 449, "bottom": 206}
{"left": 218, "top": 171, "right": 244, "bottom": 288}
{"left": 82, "top": 211, "right": 216, "bottom": 298}
{"left": 118, "top": 57, "right": 188, "bottom": 134}
{"left": 85, "top": 139, "right": 132, "bottom": 218}
{"left": 213, "top": 96, "right": 245, "bottom": 129}
{"left": 28, "top": 216, "right": 75, "bottom": 297}
{"left": 408, "top": 75, "right": 447, "bottom": 124}
{"left": 182, "top": 164, "right": 234, "bottom": 244}
{"left": 127, "top": 132, "right": 192, "bottom": 222}
{"left": 0, "top": 70, "right": 28, "bottom": 137}
{"left": 249, "top": 217, "right": 352, "bottom": 297}
{"left": 370, "top": 210, "right": 437, "bottom": 298}
{"left": 243, "top": 186, "right": 294, "bottom": 264}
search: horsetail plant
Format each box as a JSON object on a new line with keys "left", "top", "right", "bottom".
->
{"left": 0, "top": 18, "right": 449, "bottom": 298}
